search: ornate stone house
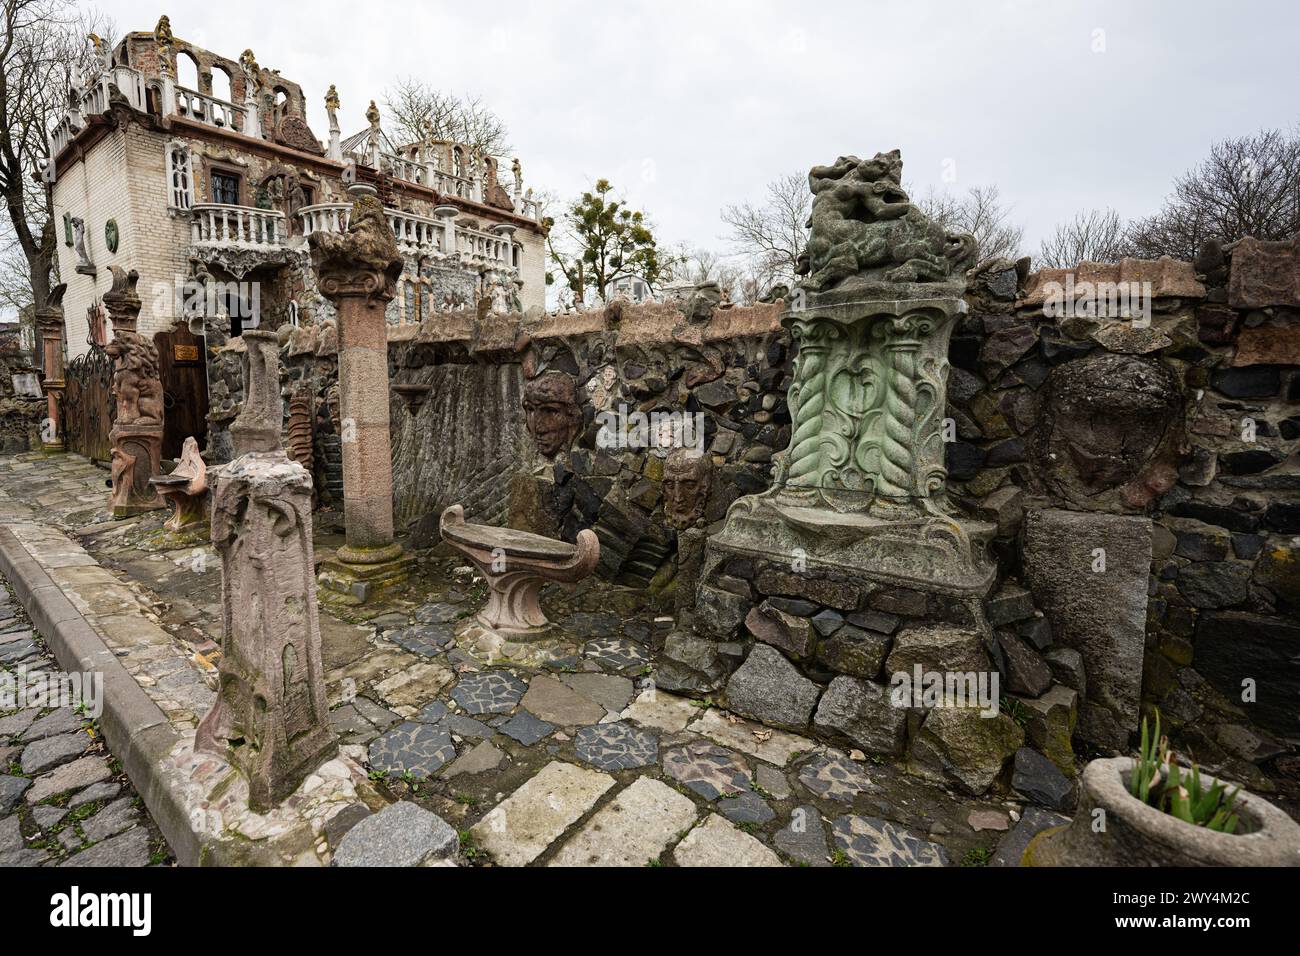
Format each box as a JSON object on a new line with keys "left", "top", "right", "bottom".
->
{"left": 46, "top": 17, "right": 548, "bottom": 371}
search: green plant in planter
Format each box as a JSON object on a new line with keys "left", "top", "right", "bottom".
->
{"left": 1129, "top": 710, "right": 1241, "bottom": 834}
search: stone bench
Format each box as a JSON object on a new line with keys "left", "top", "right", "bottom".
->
{"left": 148, "top": 436, "right": 208, "bottom": 532}
{"left": 439, "top": 505, "right": 599, "bottom": 635}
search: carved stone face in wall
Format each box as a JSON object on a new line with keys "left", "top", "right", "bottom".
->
{"left": 662, "top": 447, "right": 712, "bottom": 530}
{"left": 1033, "top": 353, "right": 1182, "bottom": 510}
{"left": 523, "top": 371, "right": 581, "bottom": 458}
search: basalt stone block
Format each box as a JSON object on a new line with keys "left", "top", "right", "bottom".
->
{"left": 1018, "top": 616, "right": 1053, "bottom": 651}
{"left": 1045, "top": 647, "right": 1086, "bottom": 697}
{"left": 656, "top": 631, "right": 731, "bottom": 694}
{"left": 1021, "top": 509, "right": 1150, "bottom": 752}
{"left": 1195, "top": 611, "right": 1300, "bottom": 737}
{"left": 994, "top": 631, "right": 1052, "bottom": 698}
{"left": 766, "top": 596, "right": 819, "bottom": 617}
{"left": 813, "top": 676, "right": 908, "bottom": 757}
{"left": 1173, "top": 527, "right": 1232, "bottom": 561}
{"left": 816, "top": 625, "right": 892, "bottom": 680}
{"left": 1211, "top": 366, "right": 1281, "bottom": 399}
{"left": 811, "top": 609, "right": 845, "bottom": 636}
{"left": 724, "top": 645, "right": 821, "bottom": 732}
{"left": 1264, "top": 502, "right": 1300, "bottom": 533}
{"left": 1011, "top": 746, "right": 1074, "bottom": 811}
{"left": 1218, "top": 449, "right": 1284, "bottom": 475}
{"left": 755, "top": 569, "right": 862, "bottom": 611}
{"left": 1175, "top": 560, "right": 1251, "bottom": 608}
{"left": 885, "top": 626, "right": 991, "bottom": 679}
{"left": 987, "top": 583, "right": 1035, "bottom": 626}
{"left": 846, "top": 609, "right": 901, "bottom": 635}
{"left": 745, "top": 604, "right": 816, "bottom": 660}
{"left": 694, "top": 585, "right": 751, "bottom": 640}
{"left": 945, "top": 442, "right": 986, "bottom": 481}
{"left": 869, "top": 586, "right": 930, "bottom": 618}
{"left": 1169, "top": 500, "right": 1259, "bottom": 534}
{"left": 909, "top": 707, "right": 1023, "bottom": 796}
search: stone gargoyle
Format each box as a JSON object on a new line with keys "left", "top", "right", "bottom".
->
{"left": 795, "top": 150, "right": 978, "bottom": 292}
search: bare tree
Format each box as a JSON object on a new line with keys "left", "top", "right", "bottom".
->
{"left": 918, "top": 184, "right": 1025, "bottom": 262}
{"left": 1124, "top": 127, "right": 1300, "bottom": 261}
{"left": 721, "top": 171, "right": 809, "bottom": 292}
{"left": 1038, "top": 208, "right": 1129, "bottom": 269}
{"left": 383, "top": 78, "right": 511, "bottom": 157}
{"left": 0, "top": 0, "right": 109, "bottom": 318}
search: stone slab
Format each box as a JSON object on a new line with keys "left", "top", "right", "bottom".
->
{"left": 549, "top": 777, "right": 698, "bottom": 867}
{"left": 672, "top": 813, "right": 783, "bottom": 867}
{"left": 470, "top": 761, "right": 615, "bottom": 866}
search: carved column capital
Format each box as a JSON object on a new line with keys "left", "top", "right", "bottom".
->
{"left": 102, "top": 266, "right": 142, "bottom": 331}
{"left": 309, "top": 189, "right": 402, "bottom": 305}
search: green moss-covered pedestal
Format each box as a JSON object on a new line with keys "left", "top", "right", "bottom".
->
{"left": 317, "top": 542, "right": 416, "bottom": 606}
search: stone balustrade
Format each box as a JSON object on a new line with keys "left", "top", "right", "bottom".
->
{"left": 49, "top": 67, "right": 147, "bottom": 155}
{"left": 191, "top": 204, "right": 286, "bottom": 249}
{"left": 298, "top": 203, "right": 514, "bottom": 268}
{"left": 175, "top": 87, "right": 245, "bottom": 131}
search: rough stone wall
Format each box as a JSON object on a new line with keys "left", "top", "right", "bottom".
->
{"left": 948, "top": 244, "right": 1299, "bottom": 784}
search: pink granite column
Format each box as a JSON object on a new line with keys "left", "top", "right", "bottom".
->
{"left": 309, "top": 184, "right": 411, "bottom": 599}
{"left": 36, "top": 284, "right": 67, "bottom": 452}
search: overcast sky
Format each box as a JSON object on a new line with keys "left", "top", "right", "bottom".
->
{"left": 91, "top": 0, "right": 1300, "bottom": 264}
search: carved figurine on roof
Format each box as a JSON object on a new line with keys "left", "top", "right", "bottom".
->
{"left": 794, "top": 150, "right": 978, "bottom": 296}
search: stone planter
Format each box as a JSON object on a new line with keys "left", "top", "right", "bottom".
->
{"left": 1026, "top": 756, "right": 1300, "bottom": 866}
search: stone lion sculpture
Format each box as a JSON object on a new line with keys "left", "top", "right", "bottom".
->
{"left": 795, "top": 150, "right": 978, "bottom": 291}
{"left": 106, "top": 332, "right": 164, "bottom": 426}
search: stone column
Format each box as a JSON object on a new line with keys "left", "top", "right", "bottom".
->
{"left": 37, "top": 284, "right": 67, "bottom": 453}
{"left": 310, "top": 183, "right": 413, "bottom": 602}
{"left": 197, "top": 330, "right": 336, "bottom": 812}
{"left": 104, "top": 267, "right": 164, "bottom": 517}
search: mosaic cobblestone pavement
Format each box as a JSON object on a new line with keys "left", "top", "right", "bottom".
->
{"left": 0, "top": 451, "right": 1040, "bottom": 867}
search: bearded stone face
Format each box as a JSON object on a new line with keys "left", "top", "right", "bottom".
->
{"left": 662, "top": 447, "right": 711, "bottom": 530}
{"left": 523, "top": 372, "right": 581, "bottom": 458}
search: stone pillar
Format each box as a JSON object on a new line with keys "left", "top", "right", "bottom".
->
{"left": 196, "top": 331, "right": 336, "bottom": 812}
{"left": 104, "top": 267, "right": 164, "bottom": 517}
{"left": 37, "top": 284, "right": 67, "bottom": 453}
{"left": 310, "top": 183, "right": 413, "bottom": 602}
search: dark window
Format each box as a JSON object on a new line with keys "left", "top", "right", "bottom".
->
{"left": 211, "top": 170, "right": 240, "bottom": 206}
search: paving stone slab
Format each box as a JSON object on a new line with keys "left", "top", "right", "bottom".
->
{"left": 797, "top": 753, "right": 876, "bottom": 803}
{"left": 0, "top": 774, "right": 31, "bottom": 813}
{"left": 549, "top": 777, "right": 698, "bottom": 867}
{"left": 573, "top": 721, "right": 658, "bottom": 770}
{"left": 60, "top": 826, "right": 151, "bottom": 867}
{"left": 620, "top": 687, "right": 700, "bottom": 732}
{"left": 32, "top": 805, "right": 66, "bottom": 829}
{"left": 367, "top": 722, "right": 456, "bottom": 779}
{"left": 990, "top": 807, "right": 1071, "bottom": 866}
{"left": 471, "top": 761, "right": 615, "bottom": 866}
{"left": 414, "top": 602, "right": 464, "bottom": 625}
{"left": 81, "top": 796, "right": 140, "bottom": 843}
{"left": 444, "top": 741, "right": 506, "bottom": 777}
{"left": 451, "top": 671, "right": 528, "bottom": 715}
{"left": 719, "top": 790, "right": 775, "bottom": 825}
{"left": 387, "top": 624, "right": 454, "bottom": 658}
{"left": 19, "top": 731, "right": 89, "bottom": 775}
{"left": 333, "top": 801, "right": 458, "bottom": 866}
{"left": 582, "top": 637, "right": 651, "bottom": 674}
{"left": 520, "top": 674, "right": 605, "bottom": 726}
{"left": 68, "top": 781, "right": 120, "bottom": 808}
{"left": 500, "top": 711, "right": 555, "bottom": 746}
{"left": 755, "top": 764, "right": 792, "bottom": 800}
{"left": 831, "top": 815, "right": 949, "bottom": 867}
{"left": 663, "top": 739, "right": 753, "bottom": 800}
{"left": 560, "top": 673, "right": 635, "bottom": 713}
{"left": 775, "top": 805, "right": 830, "bottom": 866}
{"left": 21, "top": 707, "right": 84, "bottom": 742}
{"left": 687, "top": 708, "right": 812, "bottom": 767}
{"left": 0, "top": 708, "right": 40, "bottom": 738}
{"left": 673, "top": 813, "right": 783, "bottom": 867}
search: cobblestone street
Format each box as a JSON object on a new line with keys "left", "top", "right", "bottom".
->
{"left": 0, "top": 450, "right": 1059, "bottom": 867}
{"left": 0, "top": 571, "right": 173, "bottom": 867}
